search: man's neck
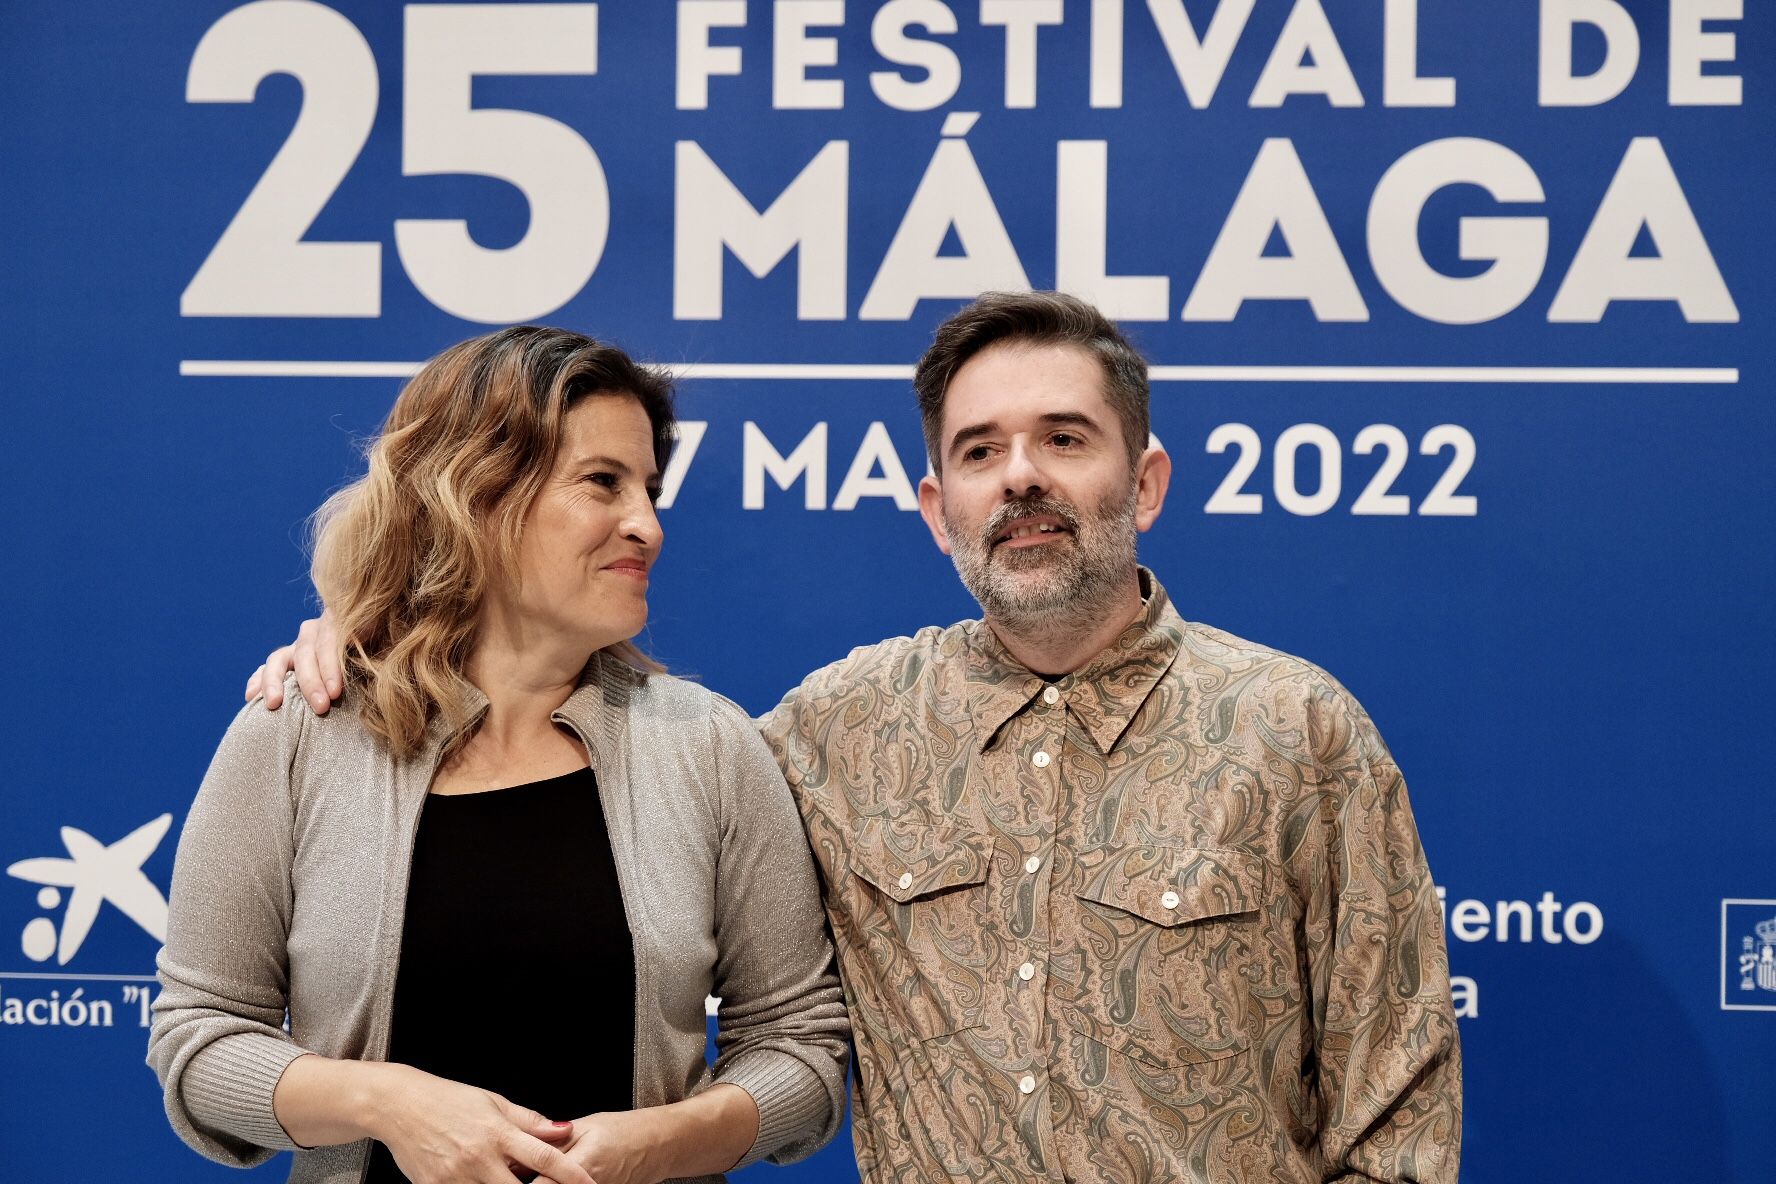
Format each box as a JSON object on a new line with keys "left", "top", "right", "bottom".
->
{"left": 983, "top": 570, "right": 1146, "bottom": 677}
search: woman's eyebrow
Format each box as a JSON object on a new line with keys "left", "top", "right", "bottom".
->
{"left": 570, "top": 454, "right": 660, "bottom": 482}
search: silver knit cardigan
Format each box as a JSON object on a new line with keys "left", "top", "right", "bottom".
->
{"left": 148, "top": 652, "right": 850, "bottom": 1184}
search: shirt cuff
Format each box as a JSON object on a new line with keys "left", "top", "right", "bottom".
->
{"left": 182, "top": 1032, "right": 310, "bottom": 1152}
{"left": 714, "top": 1047, "right": 831, "bottom": 1169}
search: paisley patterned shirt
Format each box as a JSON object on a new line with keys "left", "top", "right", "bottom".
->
{"left": 762, "top": 571, "right": 1460, "bottom": 1183}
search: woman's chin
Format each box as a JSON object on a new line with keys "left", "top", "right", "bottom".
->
{"left": 582, "top": 610, "right": 649, "bottom": 651}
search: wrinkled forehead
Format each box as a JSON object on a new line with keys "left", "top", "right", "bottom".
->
{"left": 557, "top": 391, "right": 661, "bottom": 473}
{"left": 941, "top": 340, "right": 1114, "bottom": 439}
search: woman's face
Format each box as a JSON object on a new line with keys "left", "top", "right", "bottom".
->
{"left": 498, "top": 392, "right": 663, "bottom": 656}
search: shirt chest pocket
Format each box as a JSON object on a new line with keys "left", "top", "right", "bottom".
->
{"left": 1057, "top": 845, "right": 1267, "bottom": 1067}
{"left": 844, "top": 816, "right": 998, "bottom": 1039}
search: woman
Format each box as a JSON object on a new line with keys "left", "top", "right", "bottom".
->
{"left": 148, "top": 327, "right": 849, "bottom": 1184}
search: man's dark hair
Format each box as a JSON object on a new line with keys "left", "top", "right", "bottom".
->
{"left": 912, "top": 291, "right": 1150, "bottom": 473}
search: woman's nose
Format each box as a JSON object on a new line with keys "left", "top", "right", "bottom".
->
{"left": 624, "top": 495, "right": 664, "bottom": 548}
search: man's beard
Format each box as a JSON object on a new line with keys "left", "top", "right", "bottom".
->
{"left": 944, "top": 484, "right": 1139, "bottom": 637}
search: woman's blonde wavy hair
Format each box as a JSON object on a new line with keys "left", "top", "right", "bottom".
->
{"left": 309, "top": 326, "right": 676, "bottom": 758}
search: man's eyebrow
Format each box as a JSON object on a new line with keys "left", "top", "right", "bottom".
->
{"left": 946, "top": 421, "right": 1000, "bottom": 459}
{"left": 1035, "top": 411, "right": 1103, "bottom": 432}
{"left": 947, "top": 410, "right": 1107, "bottom": 458}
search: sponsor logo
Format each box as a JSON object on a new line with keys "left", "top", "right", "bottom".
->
{"left": 1, "top": 815, "right": 170, "bottom": 1031}
{"left": 1721, "top": 899, "right": 1776, "bottom": 1012}
{"left": 6, "top": 815, "right": 171, "bottom": 964}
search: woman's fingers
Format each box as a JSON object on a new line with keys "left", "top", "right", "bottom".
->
{"left": 500, "top": 1130, "right": 597, "bottom": 1184}
{"left": 314, "top": 609, "right": 344, "bottom": 698}
{"left": 258, "top": 647, "right": 295, "bottom": 709}
{"left": 500, "top": 1100, "right": 574, "bottom": 1143}
{"left": 291, "top": 619, "right": 331, "bottom": 713}
{"left": 535, "top": 1119, "right": 576, "bottom": 1144}
{"left": 466, "top": 1153, "right": 527, "bottom": 1184}
{"left": 247, "top": 618, "right": 336, "bottom": 713}
{"left": 366, "top": 1071, "right": 591, "bottom": 1184}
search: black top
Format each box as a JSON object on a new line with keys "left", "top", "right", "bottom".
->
{"left": 364, "top": 766, "right": 635, "bottom": 1184}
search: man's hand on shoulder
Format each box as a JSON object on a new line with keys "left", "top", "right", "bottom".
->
{"left": 245, "top": 612, "right": 342, "bottom": 714}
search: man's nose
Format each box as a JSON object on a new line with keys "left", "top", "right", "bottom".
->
{"left": 1001, "top": 439, "right": 1047, "bottom": 499}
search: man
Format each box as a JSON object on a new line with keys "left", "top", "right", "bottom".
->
{"left": 258, "top": 292, "right": 1461, "bottom": 1182}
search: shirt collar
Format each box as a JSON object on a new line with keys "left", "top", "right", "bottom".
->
{"left": 421, "top": 648, "right": 639, "bottom": 771}
{"left": 965, "top": 568, "right": 1185, "bottom": 754}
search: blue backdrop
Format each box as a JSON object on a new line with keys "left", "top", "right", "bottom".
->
{"left": 3, "top": 2, "right": 1773, "bottom": 1181}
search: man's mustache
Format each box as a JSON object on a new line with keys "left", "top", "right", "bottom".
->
{"left": 980, "top": 497, "right": 1081, "bottom": 548}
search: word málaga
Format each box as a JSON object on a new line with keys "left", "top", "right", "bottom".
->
{"left": 677, "top": 131, "right": 1735, "bottom": 325}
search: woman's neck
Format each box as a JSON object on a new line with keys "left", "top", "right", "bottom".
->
{"left": 464, "top": 641, "right": 584, "bottom": 741}
{"left": 438, "top": 616, "right": 593, "bottom": 793}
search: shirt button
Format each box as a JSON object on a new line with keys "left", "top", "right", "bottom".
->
{"left": 1042, "top": 685, "right": 1059, "bottom": 705}
{"left": 1160, "top": 889, "right": 1181, "bottom": 910}
{"left": 1032, "top": 750, "right": 1051, "bottom": 768}
{"left": 1024, "top": 855, "right": 1041, "bottom": 874}
{"left": 1018, "top": 1074, "right": 1036, "bottom": 1095}
{"left": 898, "top": 872, "right": 913, "bottom": 890}
{"left": 1018, "top": 961, "right": 1036, "bottom": 981}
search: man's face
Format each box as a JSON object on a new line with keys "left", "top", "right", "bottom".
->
{"left": 917, "top": 341, "right": 1169, "bottom": 633}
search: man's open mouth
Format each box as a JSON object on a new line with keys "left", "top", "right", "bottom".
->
{"left": 993, "top": 516, "right": 1071, "bottom": 547}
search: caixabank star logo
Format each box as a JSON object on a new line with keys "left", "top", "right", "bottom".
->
{"left": 7, "top": 815, "right": 170, "bottom": 965}
{"left": 1721, "top": 899, "right": 1776, "bottom": 1012}
{"left": 1, "top": 814, "right": 171, "bottom": 1030}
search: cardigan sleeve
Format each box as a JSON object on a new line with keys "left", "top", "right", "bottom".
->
{"left": 146, "top": 683, "right": 314, "bottom": 1166}
{"left": 702, "top": 698, "right": 851, "bottom": 1168}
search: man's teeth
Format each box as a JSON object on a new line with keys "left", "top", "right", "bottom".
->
{"left": 1005, "top": 523, "right": 1059, "bottom": 541}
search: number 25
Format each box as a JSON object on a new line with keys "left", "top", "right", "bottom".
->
{"left": 181, "top": 1, "right": 607, "bottom": 323}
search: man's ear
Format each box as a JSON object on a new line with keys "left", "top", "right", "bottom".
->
{"left": 918, "top": 474, "right": 953, "bottom": 555}
{"left": 1133, "top": 446, "right": 1172, "bottom": 533}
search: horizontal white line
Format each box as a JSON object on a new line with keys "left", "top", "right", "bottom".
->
{"left": 0, "top": 971, "right": 157, "bottom": 982}
{"left": 182, "top": 359, "right": 421, "bottom": 378}
{"left": 179, "top": 360, "right": 915, "bottom": 381}
{"left": 1147, "top": 365, "right": 1739, "bottom": 384}
{"left": 674, "top": 362, "right": 914, "bottom": 380}
{"left": 181, "top": 360, "right": 1739, "bottom": 384}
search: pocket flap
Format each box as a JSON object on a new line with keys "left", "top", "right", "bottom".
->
{"left": 1076, "top": 846, "right": 1265, "bottom": 927}
{"left": 849, "top": 816, "right": 993, "bottom": 903}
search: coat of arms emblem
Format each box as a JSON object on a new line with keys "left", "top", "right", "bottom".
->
{"left": 1722, "top": 900, "right": 1776, "bottom": 1011}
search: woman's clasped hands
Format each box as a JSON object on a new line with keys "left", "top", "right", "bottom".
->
{"left": 374, "top": 1078, "right": 746, "bottom": 1184}
{"left": 278, "top": 1056, "right": 675, "bottom": 1184}
{"left": 369, "top": 1065, "right": 591, "bottom": 1184}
